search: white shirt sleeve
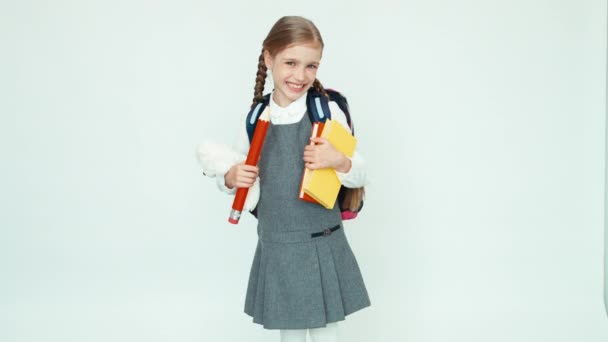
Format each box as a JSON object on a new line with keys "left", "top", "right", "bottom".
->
{"left": 328, "top": 102, "right": 368, "bottom": 188}
{"left": 233, "top": 117, "right": 251, "bottom": 156}
{"left": 216, "top": 172, "right": 237, "bottom": 194}
{"left": 215, "top": 118, "right": 250, "bottom": 194}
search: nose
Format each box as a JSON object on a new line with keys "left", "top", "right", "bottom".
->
{"left": 294, "top": 67, "right": 306, "bottom": 82}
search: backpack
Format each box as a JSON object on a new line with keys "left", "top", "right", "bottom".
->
{"left": 245, "top": 87, "right": 364, "bottom": 220}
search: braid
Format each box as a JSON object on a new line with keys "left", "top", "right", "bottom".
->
{"left": 252, "top": 50, "right": 267, "bottom": 106}
{"left": 312, "top": 79, "right": 329, "bottom": 97}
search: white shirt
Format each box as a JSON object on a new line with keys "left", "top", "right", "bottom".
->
{"left": 216, "top": 91, "right": 368, "bottom": 193}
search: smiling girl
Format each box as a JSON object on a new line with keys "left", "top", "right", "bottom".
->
{"left": 220, "top": 16, "right": 371, "bottom": 342}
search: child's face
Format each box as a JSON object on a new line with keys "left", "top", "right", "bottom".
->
{"left": 264, "top": 42, "right": 322, "bottom": 107}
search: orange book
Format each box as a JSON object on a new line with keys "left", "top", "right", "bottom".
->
{"left": 299, "top": 122, "right": 324, "bottom": 203}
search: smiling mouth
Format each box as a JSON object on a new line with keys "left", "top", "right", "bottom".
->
{"left": 287, "top": 82, "right": 306, "bottom": 90}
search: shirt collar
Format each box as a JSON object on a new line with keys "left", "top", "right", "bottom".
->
{"left": 269, "top": 91, "right": 308, "bottom": 121}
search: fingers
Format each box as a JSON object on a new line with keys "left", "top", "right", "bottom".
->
{"left": 305, "top": 161, "right": 320, "bottom": 170}
{"left": 226, "top": 163, "right": 259, "bottom": 189}
{"left": 233, "top": 175, "right": 257, "bottom": 188}
{"left": 303, "top": 150, "right": 315, "bottom": 159}
{"left": 303, "top": 143, "right": 342, "bottom": 170}
{"left": 239, "top": 164, "right": 259, "bottom": 173}
{"left": 303, "top": 147, "right": 319, "bottom": 167}
{"left": 303, "top": 150, "right": 321, "bottom": 167}
{"left": 303, "top": 141, "right": 331, "bottom": 168}
{"left": 237, "top": 168, "right": 258, "bottom": 180}
{"left": 234, "top": 164, "right": 258, "bottom": 188}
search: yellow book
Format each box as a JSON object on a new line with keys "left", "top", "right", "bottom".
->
{"left": 302, "top": 167, "right": 341, "bottom": 209}
{"left": 302, "top": 119, "right": 357, "bottom": 209}
{"left": 320, "top": 119, "right": 357, "bottom": 157}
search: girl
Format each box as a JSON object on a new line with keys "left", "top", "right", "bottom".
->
{"left": 205, "top": 16, "right": 370, "bottom": 342}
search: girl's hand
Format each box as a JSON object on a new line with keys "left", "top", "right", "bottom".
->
{"left": 224, "top": 162, "right": 259, "bottom": 189}
{"left": 303, "top": 137, "right": 352, "bottom": 172}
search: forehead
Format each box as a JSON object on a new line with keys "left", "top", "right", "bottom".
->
{"left": 275, "top": 42, "right": 323, "bottom": 61}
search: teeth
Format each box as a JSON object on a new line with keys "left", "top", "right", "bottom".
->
{"left": 288, "top": 83, "right": 304, "bottom": 88}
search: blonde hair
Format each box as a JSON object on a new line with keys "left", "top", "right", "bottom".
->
{"left": 252, "top": 16, "right": 327, "bottom": 105}
{"left": 252, "top": 16, "right": 365, "bottom": 213}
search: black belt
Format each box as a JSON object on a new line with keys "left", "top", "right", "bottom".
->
{"left": 311, "top": 225, "right": 341, "bottom": 238}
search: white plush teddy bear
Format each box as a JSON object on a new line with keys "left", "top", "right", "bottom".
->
{"left": 197, "top": 141, "right": 260, "bottom": 213}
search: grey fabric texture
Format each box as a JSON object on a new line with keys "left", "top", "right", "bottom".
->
{"left": 243, "top": 114, "right": 371, "bottom": 330}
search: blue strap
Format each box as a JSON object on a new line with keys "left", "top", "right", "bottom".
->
{"left": 246, "top": 95, "right": 270, "bottom": 142}
{"left": 326, "top": 89, "right": 353, "bottom": 133}
{"left": 307, "top": 90, "right": 331, "bottom": 124}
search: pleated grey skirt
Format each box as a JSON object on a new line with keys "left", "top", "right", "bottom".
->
{"left": 243, "top": 225, "right": 371, "bottom": 330}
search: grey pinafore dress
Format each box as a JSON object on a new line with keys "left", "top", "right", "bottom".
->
{"left": 243, "top": 113, "right": 371, "bottom": 330}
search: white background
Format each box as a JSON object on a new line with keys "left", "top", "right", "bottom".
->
{"left": 1, "top": 0, "right": 607, "bottom": 341}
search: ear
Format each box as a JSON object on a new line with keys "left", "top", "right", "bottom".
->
{"left": 263, "top": 50, "right": 273, "bottom": 70}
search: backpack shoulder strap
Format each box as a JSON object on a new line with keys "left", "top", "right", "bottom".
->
{"left": 306, "top": 88, "right": 331, "bottom": 123}
{"left": 248, "top": 89, "right": 350, "bottom": 141}
{"left": 246, "top": 94, "right": 271, "bottom": 142}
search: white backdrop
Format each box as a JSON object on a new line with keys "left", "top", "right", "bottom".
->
{"left": 1, "top": 0, "right": 607, "bottom": 341}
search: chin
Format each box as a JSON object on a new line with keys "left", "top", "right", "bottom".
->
{"left": 285, "top": 90, "right": 307, "bottom": 100}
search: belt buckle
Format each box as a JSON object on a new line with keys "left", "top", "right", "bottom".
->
{"left": 323, "top": 228, "right": 332, "bottom": 237}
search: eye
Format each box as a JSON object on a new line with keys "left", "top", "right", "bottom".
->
{"left": 307, "top": 64, "right": 318, "bottom": 69}
{"left": 285, "top": 61, "right": 296, "bottom": 66}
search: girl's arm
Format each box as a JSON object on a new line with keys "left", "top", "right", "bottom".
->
{"left": 303, "top": 109, "right": 368, "bottom": 188}
{"left": 202, "top": 117, "right": 259, "bottom": 212}
{"left": 197, "top": 113, "right": 260, "bottom": 212}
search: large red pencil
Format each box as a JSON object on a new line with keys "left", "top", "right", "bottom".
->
{"left": 228, "top": 107, "right": 270, "bottom": 224}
